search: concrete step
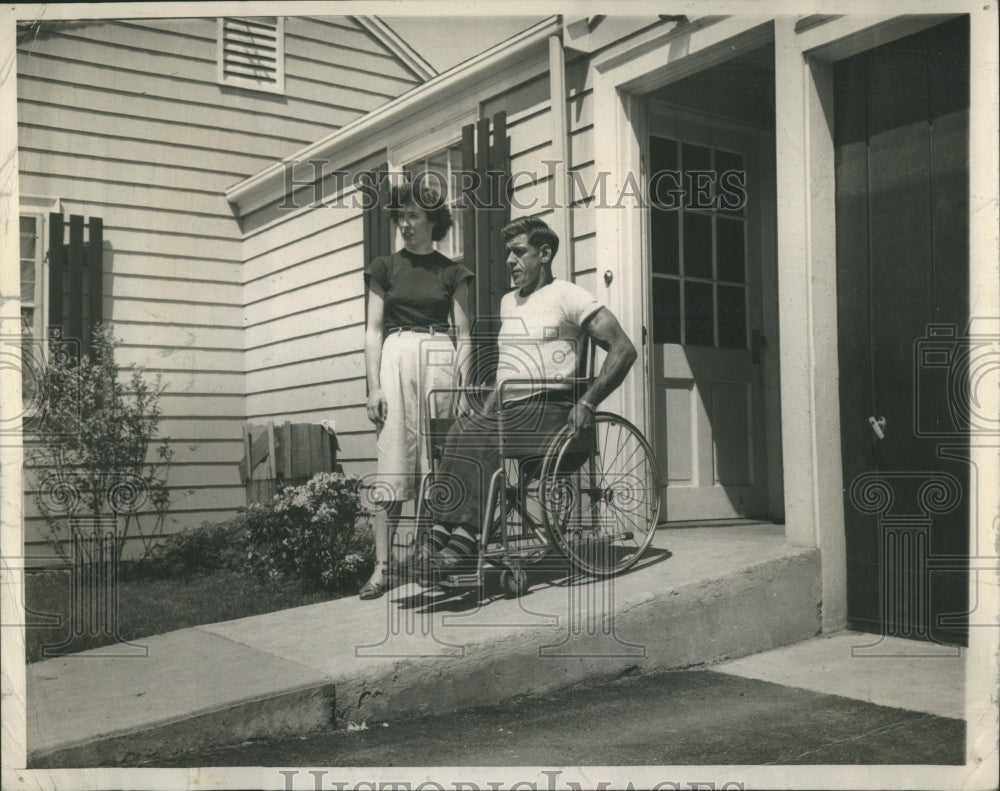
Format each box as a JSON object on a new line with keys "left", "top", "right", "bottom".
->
{"left": 27, "top": 523, "right": 820, "bottom": 766}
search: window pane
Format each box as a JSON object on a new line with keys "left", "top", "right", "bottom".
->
{"left": 683, "top": 212, "right": 713, "bottom": 278}
{"left": 715, "top": 149, "right": 745, "bottom": 215}
{"left": 21, "top": 258, "right": 35, "bottom": 301}
{"left": 716, "top": 216, "right": 746, "bottom": 283}
{"left": 20, "top": 216, "right": 37, "bottom": 303}
{"left": 650, "top": 136, "right": 678, "bottom": 173}
{"left": 683, "top": 142, "right": 711, "bottom": 172}
{"left": 683, "top": 143, "right": 712, "bottom": 209}
{"left": 684, "top": 281, "right": 714, "bottom": 347}
{"left": 651, "top": 209, "right": 679, "bottom": 275}
{"left": 652, "top": 277, "right": 680, "bottom": 344}
{"left": 649, "top": 136, "right": 680, "bottom": 209}
{"left": 718, "top": 284, "right": 747, "bottom": 349}
{"left": 20, "top": 216, "right": 36, "bottom": 258}
{"left": 406, "top": 145, "right": 465, "bottom": 261}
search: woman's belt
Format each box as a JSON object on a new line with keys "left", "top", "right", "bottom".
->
{"left": 386, "top": 325, "right": 449, "bottom": 335}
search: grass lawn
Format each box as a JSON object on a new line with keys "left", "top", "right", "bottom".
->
{"left": 24, "top": 569, "right": 339, "bottom": 664}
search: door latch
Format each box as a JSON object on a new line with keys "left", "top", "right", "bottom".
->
{"left": 868, "top": 416, "right": 887, "bottom": 440}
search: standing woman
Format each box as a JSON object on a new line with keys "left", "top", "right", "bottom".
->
{"left": 360, "top": 179, "right": 474, "bottom": 600}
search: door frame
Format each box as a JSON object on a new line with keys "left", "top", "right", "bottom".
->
{"left": 588, "top": 18, "right": 783, "bottom": 522}
{"left": 642, "top": 102, "right": 781, "bottom": 521}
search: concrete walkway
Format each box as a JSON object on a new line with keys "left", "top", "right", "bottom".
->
{"left": 27, "top": 524, "right": 824, "bottom": 766}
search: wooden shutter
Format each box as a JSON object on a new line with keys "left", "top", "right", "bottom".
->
{"left": 461, "top": 112, "right": 511, "bottom": 384}
{"left": 361, "top": 162, "right": 392, "bottom": 394}
{"left": 47, "top": 213, "right": 103, "bottom": 356}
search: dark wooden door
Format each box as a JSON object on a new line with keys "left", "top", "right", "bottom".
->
{"left": 834, "top": 17, "right": 969, "bottom": 645}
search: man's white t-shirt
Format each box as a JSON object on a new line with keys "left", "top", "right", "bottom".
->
{"left": 495, "top": 279, "right": 604, "bottom": 403}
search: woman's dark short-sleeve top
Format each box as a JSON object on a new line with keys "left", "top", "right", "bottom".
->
{"left": 364, "top": 249, "right": 475, "bottom": 333}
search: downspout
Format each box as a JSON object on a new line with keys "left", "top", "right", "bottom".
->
{"left": 548, "top": 27, "right": 573, "bottom": 282}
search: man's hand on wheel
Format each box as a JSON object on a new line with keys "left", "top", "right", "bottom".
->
{"left": 566, "top": 400, "right": 595, "bottom": 436}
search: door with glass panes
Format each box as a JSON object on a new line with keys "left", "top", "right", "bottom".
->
{"left": 647, "top": 108, "right": 769, "bottom": 520}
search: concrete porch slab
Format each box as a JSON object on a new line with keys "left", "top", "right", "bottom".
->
{"left": 26, "top": 523, "right": 821, "bottom": 766}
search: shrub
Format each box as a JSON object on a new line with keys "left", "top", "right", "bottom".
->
{"left": 125, "top": 518, "right": 248, "bottom": 581}
{"left": 29, "top": 324, "right": 173, "bottom": 563}
{"left": 245, "top": 472, "right": 374, "bottom": 593}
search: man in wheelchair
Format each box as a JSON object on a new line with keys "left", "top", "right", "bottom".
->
{"left": 415, "top": 217, "right": 639, "bottom": 583}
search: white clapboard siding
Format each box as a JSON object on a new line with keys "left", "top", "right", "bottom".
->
{"left": 156, "top": 418, "right": 246, "bottom": 442}
{"left": 243, "top": 227, "right": 364, "bottom": 294}
{"left": 19, "top": 53, "right": 389, "bottom": 130}
{"left": 117, "top": 347, "right": 245, "bottom": 374}
{"left": 109, "top": 274, "right": 241, "bottom": 306}
{"left": 247, "top": 403, "right": 370, "bottom": 427}
{"left": 289, "top": 18, "right": 423, "bottom": 81}
{"left": 247, "top": 350, "right": 365, "bottom": 394}
{"left": 111, "top": 322, "right": 244, "bottom": 350}
{"left": 495, "top": 70, "right": 600, "bottom": 291}
{"left": 244, "top": 295, "right": 365, "bottom": 349}
{"left": 108, "top": 298, "right": 242, "bottom": 329}
{"left": 242, "top": 202, "right": 365, "bottom": 267}
{"left": 568, "top": 127, "right": 594, "bottom": 171}
{"left": 244, "top": 250, "right": 364, "bottom": 309}
{"left": 245, "top": 269, "right": 364, "bottom": 327}
{"left": 18, "top": 101, "right": 303, "bottom": 160}
{"left": 17, "top": 77, "right": 324, "bottom": 149}
{"left": 108, "top": 253, "right": 243, "bottom": 283}
{"left": 571, "top": 201, "right": 597, "bottom": 239}
{"left": 19, "top": 128, "right": 272, "bottom": 181}
{"left": 246, "top": 376, "right": 366, "bottom": 416}
{"left": 246, "top": 324, "right": 364, "bottom": 371}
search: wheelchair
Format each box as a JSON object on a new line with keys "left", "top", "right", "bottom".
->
{"left": 391, "top": 352, "right": 662, "bottom": 598}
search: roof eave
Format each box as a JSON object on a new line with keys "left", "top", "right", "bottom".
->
{"left": 226, "top": 16, "right": 561, "bottom": 215}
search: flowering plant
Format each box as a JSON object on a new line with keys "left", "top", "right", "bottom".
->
{"left": 244, "top": 472, "right": 373, "bottom": 592}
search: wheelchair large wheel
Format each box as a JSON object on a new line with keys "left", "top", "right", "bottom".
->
{"left": 483, "top": 458, "right": 554, "bottom": 569}
{"left": 539, "top": 412, "right": 661, "bottom": 576}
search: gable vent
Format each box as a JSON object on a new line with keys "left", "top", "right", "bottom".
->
{"left": 218, "top": 17, "right": 285, "bottom": 94}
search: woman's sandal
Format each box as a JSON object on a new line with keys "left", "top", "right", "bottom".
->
{"left": 359, "top": 562, "right": 389, "bottom": 600}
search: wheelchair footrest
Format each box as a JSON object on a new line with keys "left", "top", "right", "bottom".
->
{"left": 439, "top": 571, "right": 481, "bottom": 589}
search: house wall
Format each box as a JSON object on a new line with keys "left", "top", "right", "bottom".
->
{"left": 240, "top": 160, "right": 379, "bottom": 479}
{"left": 16, "top": 16, "right": 423, "bottom": 556}
{"left": 482, "top": 58, "right": 598, "bottom": 292}
{"left": 238, "top": 54, "right": 600, "bottom": 482}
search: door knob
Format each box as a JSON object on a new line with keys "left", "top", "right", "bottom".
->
{"left": 868, "top": 416, "right": 886, "bottom": 440}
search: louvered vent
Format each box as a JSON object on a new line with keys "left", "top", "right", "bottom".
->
{"left": 217, "top": 17, "right": 284, "bottom": 93}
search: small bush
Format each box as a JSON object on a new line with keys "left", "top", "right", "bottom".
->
{"left": 245, "top": 472, "right": 374, "bottom": 593}
{"left": 126, "top": 518, "right": 248, "bottom": 581}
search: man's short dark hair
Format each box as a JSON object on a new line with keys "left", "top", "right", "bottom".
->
{"left": 500, "top": 217, "right": 559, "bottom": 260}
{"left": 387, "top": 179, "right": 454, "bottom": 242}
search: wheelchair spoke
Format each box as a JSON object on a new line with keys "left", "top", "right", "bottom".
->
{"left": 541, "top": 413, "right": 661, "bottom": 577}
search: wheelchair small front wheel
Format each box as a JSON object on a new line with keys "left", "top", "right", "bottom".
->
{"left": 499, "top": 565, "right": 529, "bottom": 597}
{"left": 539, "top": 413, "right": 661, "bottom": 577}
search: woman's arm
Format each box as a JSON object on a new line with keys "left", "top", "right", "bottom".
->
{"left": 365, "top": 282, "right": 388, "bottom": 425}
{"left": 451, "top": 280, "right": 473, "bottom": 412}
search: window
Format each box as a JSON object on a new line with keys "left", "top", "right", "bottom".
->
{"left": 19, "top": 199, "right": 57, "bottom": 418}
{"left": 18, "top": 198, "right": 58, "bottom": 343}
{"left": 20, "top": 214, "right": 43, "bottom": 342}
{"left": 217, "top": 17, "right": 285, "bottom": 94}
{"left": 649, "top": 137, "right": 748, "bottom": 349}
{"left": 404, "top": 143, "right": 465, "bottom": 262}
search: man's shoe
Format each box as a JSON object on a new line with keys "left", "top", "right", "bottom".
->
{"left": 431, "top": 546, "right": 478, "bottom": 577}
{"left": 401, "top": 541, "right": 435, "bottom": 585}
